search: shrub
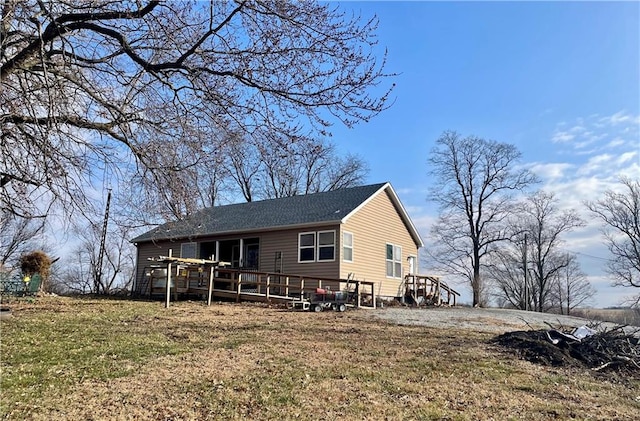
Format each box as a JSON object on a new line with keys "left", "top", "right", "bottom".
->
{"left": 19, "top": 251, "right": 52, "bottom": 292}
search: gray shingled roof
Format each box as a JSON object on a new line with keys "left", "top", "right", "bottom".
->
{"left": 131, "top": 183, "right": 389, "bottom": 243}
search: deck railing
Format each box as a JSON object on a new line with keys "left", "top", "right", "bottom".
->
{"left": 145, "top": 264, "right": 376, "bottom": 309}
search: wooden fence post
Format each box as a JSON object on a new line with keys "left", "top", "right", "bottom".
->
{"left": 165, "top": 262, "right": 172, "bottom": 309}
{"left": 207, "top": 266, "right": 214, "bottom": 306}
{"left": 266, "top": 275, "right": 270, "bottom": 301}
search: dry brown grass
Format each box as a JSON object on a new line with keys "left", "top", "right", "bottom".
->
{"left": 1, "top": 297, "right": 639, "bottom": 420}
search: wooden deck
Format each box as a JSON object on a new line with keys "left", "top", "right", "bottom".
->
{"left": 140, "top": 256, "right": 377, "bottom": 309}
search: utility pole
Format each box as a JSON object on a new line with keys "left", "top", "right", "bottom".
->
{"left": 95, "top": 189, "right": 112, "bottom": 294}
{"left": 523, "top": 233, "right": 528, "bottom": 311}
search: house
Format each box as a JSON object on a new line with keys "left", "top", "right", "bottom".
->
{"left": 131, "top": 182, "right": 424, "bottom": 300}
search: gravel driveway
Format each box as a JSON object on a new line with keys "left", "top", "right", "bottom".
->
{"left": 366, "top": 306, "right": 610, "bottom": 334}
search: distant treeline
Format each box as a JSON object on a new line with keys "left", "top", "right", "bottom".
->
{"left": 571, "top": 308, "right": 640, "bottom": 327}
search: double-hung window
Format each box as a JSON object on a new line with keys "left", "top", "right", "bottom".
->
{"left": 386, "top": 244, "right": 402, "bottom": 278}
{"left": 299, "top": 232, "right": 316, "bottom": 262}
{"left": 298, "top": 230, "right": 336, "bottom": 262}
{"left": 317, "top": 231, "right": 335, "bottom": 261}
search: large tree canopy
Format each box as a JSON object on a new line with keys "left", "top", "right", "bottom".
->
{"left": 1, "top": 0, "right": 392, "bottom": 218}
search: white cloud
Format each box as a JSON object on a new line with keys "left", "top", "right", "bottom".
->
{"left": 550, "top": 111, "right": 639, "bottom": 154}
{"left": 551, "top": 131, "right": 575, "bottom": 143}
{"left": 618, "top": 162, "right": 640, "bottom": 179}
{"left": 617, "top": 151, "right": 638, "bottom": 165}
{"left": 529, "top": 162, "right": 574, "bottom": 180}
{"left": 600, "top": 110, "right": 634, "bottom": 126}
{"left": 605, "top": 137, "right": 625, "bottom": 148}
{"left": 411, "top": 213, "right": 438, "bottom": 238}
{"left": 576, "top": 153, "right": 614, "bottom": 176}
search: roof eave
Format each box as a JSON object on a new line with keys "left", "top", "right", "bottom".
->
{"left": 131, "top": 220, "right": 342, "bottom": 245}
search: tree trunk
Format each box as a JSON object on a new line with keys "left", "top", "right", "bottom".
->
{"left": 473, "top": 250, "right": 482, "bottom": 307}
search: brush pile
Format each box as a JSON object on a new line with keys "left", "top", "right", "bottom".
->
{"left": 491, "top": 323, "right": 640, "bottom": 378}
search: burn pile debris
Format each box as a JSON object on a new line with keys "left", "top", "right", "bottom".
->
{"left": 491, "top": 324, "right": 640, "bottom": 378}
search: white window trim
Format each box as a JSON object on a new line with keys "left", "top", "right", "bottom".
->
{"left": 343, "top": 231, "right": 354, "bottom": 263}
{"left": 298, "top": 232, "right": 316, "bottom": 263}
{"left": 386, "top": 243, "right": 402, "bottom": 279}
{"left": 317, "top": 230, "right": 336, "bottom": 262}
{"left": 180, "top": 242, "right": 198, "bottom": 259}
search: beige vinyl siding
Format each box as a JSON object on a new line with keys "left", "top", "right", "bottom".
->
{"left": 341, "top": 189, "right": 419, "bottom": 298}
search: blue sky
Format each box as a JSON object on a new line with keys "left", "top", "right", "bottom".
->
{"left": 330, "top": 1, "right": 640, "bottom": 307}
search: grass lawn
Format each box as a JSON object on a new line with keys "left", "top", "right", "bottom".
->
{"left": 1, "top": 297, "right": 638, "bottom": 420}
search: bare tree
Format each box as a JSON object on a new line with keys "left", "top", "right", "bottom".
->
{"left": 587, "top": 177, "right": 640, "bottom": 305}
{"left": 553, "top": 255, "right": 595, "bottom": 315}
{"left": 427, "top": 131, "right": 538, "bottom": 307}
{"left": 58, "top": 220, "right": 135, "bottom": 295}
{"left": 226, "top": 134, "right": 263, "bottom": 203}
{"left": 0, "top": 212, "right": 45, "bottom": 271}
{"left": 257, "top": 137, "right": 369, "bottom": 200}
{"left": 298, "top": 143, "right": 369, "bottom": 194}
{"left": 488, "top": 191, "right": 584, "bottom": 312}
{"left": 519, "top": 191, "right": 585, "bottom": 312}
{"left": 1, "top": 0, "right": 392, "bottom": 219}
{"left": 205, "top": 134, "right": 369, "bottom": 203}
{"left": 487, "top": 244, "right": 528, "bottom": 309}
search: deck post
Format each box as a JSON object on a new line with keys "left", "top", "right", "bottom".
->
{"left": 207, "top": 266, "right": 214, "bottom": 306}
{"left": 371, "top": 282, "right": 376, "bottom": 309}
{"left": 165, "top": 262, "right": 172, "bottom": 308}
{"left": 165, "top": 249, "right": 173, "bottom": 308}
{"left": 356, "top": 281, "right": 361, "bottom": 308}
{"left": 266, "top": 275, "right": 270, "bottom": 301}
{"left": 300, "top": 278, "right": 305, "bottom": 300}
{"left": 285, "top": 276, "right": 289, "bottom": 297}
{"left": 236, "top": 272, "right": 242, "bottom": 302}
